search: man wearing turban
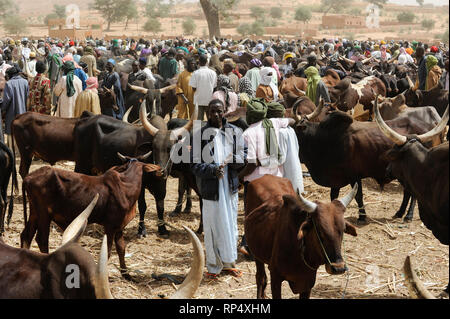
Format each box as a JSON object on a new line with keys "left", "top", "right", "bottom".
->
{"left": 53, "top": 61, "right": 82, "bottom": 118}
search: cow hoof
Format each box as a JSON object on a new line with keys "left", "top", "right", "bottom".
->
{"left": 403, "top": 217, "right": 413, "bottom": 223}
{"left": 182, "top": 208, "right": 191, "bottom": 214}
{"left": 357, "top": 214, "right": 367, "bottom": 224}
{"left": 392, "top": 212, "right": 403, "bottom": 219}
{"left": 158, "top": 225, "right": 170, "bottom": 238}
{"left": 169, "top": 209, "right": 181, "bottom": 217}
{"left": 137, "top": 224, "right": 147, "bottom": 238}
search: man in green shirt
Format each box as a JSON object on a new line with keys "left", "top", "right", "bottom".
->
{"left": 158, "top": 48, "right": 178, "bottom": 81}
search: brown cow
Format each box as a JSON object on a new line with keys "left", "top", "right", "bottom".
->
{"left": 0, "top": 196, "right": 113, "bottom": 299}
{"left": 245, "top": 175, "right": 358, "bottom": 299}
{"left": 20, "top": 153, "right": 159, "bottom": 279}
{"left": 280, "top": 76, "right": 307, "bottom": 98}
{"left": 329, "top": 76, "right": 386, "bottom": 120}
{"left": 11, "top": 112, "right": 88, "bottom": 180}
{"left": 321, "top": 69, "right": 341, "bottom": 88}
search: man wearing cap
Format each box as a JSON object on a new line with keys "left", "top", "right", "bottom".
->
{"left": 158, "top": 48, "right": 178, "bottom": 81}
{"left": 1, "top": 66, "right": 29, "bottom": 146}
{"left": 280, "top": 53, "right": 294, "bottom": 78}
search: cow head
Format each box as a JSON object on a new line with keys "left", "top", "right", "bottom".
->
{"left": 374, "top": 96, "right": 449, "bottom": 182}
{"left": 282, "top": 184, "right": 358, "bottom": 275}
{"left": 138, "top": 101, "right": 198, "bottom": 179}
{"left": 42, "top": 194, "right": 113, "bottom": 299}
{"left": 329, "top": 78, "right": 358, "bottom": 111}
{"left": 98, "top": 87, "right": 118, "bottom": 113}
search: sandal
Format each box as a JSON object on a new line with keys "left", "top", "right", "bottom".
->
{"left": 222, "top": 268, "right": 243, "bottom": 278}
{"left": 205, "top": 272, "right": 219, "bottom": 280}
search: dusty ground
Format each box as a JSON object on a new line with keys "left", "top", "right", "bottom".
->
{"left": 2, "top": 159, "right": 448, "bottom": 299}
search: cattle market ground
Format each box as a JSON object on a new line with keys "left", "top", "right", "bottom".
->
{"left": 3, "top": 160, "right": 448, "bottom": 299}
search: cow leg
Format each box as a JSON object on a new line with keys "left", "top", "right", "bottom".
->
{"left": 35, "top": 215, "right": 51, "bottom": 253}
{"left": 330, "top": 188, "right": 340, "bottom": 200}
{"left": 404, "top": 196, "right": 416, "bottom": 223}
{"left": 270, "top": 270, "right": 283, "bottom": 299}
{"left": 156, "top": 199, "right": 169, "bottom": 238}
{"left": 393, "top": 189, "right": 410, "bottom": 219}
{"left": 196, "top": 198, "right": 203, "bottom": 234}
{"left": 299, "top": 290, "right": 311, "bottom": 299}
{"left": 355, "top": 180, "right": 367, "bottom": 222}
{"left": 255, "top": 260, "right": 268, "bottom": 299}
{"left": 182, "top": 186, "right": 192, "bottom": 214}
{"left": 137, "top": 188, "right": 147, "bottom": 238}
{"left": 19, "top": 154, "right": 32, "bottom": 181}
{"left": 20, "top": 210, "right": 38, "bottom": 249}
{"left": 114, "top": 230, "right": 133, "bottom": 281}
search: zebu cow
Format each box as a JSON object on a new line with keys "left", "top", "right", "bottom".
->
{"left": 1, "top": 196, "right": 112, "bottom": 299}
{"left": 375, "top": 104, "right": 449, "bottom": 294}
{"left": 245, "top": 175, "right": 358, "bottom": 299}
{"left": 73, "top": 103, "right": 197, "bottom": 238}
{"left": 329, "top": 76, "right": 386, "bottom": 120}
{"left": 21, "top": 154, "right": 160, "bottom": 277}
{"left": 292, "top": 103, "right": 444, "bottom": 222}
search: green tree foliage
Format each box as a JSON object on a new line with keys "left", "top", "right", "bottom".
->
{"left": 295, "top": 6, "right": 312, "bottom": 24}
{"left": 124, "top": 0, "right": 138, "bottom": 29}
{"left": 416, "top": 0, "right": 424, "bottom": 6}
{"left": 364, "top": 0, "right": 387, "bottom": 8}
{"left": 145, "top": 0, "right": 173, "bottom": 19}
{"left": 250, "top": 6, "right": 265, "bottom": 19}
{"left": 44, "top": 13, "right": 58, "bottom": 25}
{"left": 2, "top": 15, "right": 27, "bottom": 35}
{"left": 53, "top": 4, "right": 66, "bottom": 18}
{"left": 90, "top": 0, "right": 130, "bottom": 31}
{"left": 182, "top": 17, "right": 196, "bottom": 35}
{"left": 236, "top": 21, "right": 264, "bottom": 36}
{"left": 397, "top": 11, "right": 416, "bottom": 23}
{"left": 236, "top": 23, "right": 251, "bottom": 36}
{"left": 270, "top": 7, "right": 283, "bottom": 19}
{"left": 0, "top": 0, "right": 17, "bottom": 20}
{"left": 251, "top": 20, "right": 264, "bottom": 35}
{"left": 321, "top": 0, "right": 353, "bottom": 15}
{"left": 143, "top": 18, "right": 162, "bottom": 33}
{"left": 421, "top": 19, "right": 435, "bottom": 31}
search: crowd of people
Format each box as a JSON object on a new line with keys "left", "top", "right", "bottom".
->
{"left": 0, "top": 35, "right": 448, "bottom": 280}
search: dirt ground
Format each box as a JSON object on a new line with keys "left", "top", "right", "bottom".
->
{"left": 2, "top": 158, "right": 448, "bottom": 299}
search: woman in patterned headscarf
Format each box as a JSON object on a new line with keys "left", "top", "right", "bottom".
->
{"left": 211, "top": 74, "right": 239, "bottom": 115}
{"left": 53, "top": 61, "right": 82, "bottom": 117}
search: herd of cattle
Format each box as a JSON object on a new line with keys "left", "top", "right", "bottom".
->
{"left": 0, "top": 48, "right": 448, "bottom": 299}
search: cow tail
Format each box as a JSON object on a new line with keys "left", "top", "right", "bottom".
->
{"left": 2, "top": 141, "right": 17, "bottom": 226}
{"left": 10, "top": 126, "right": 18, "bottom": 194}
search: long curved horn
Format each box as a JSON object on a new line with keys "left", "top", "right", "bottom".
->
{"left": 169, "top": 226, "right": 205, "bottom": 299}
{"left": 416, "top": 106, "right": 449, "bottom": 143}
{"left": 94, "top": 235, "right": 114, "bottom": 299}
{"left": 61, "top": 194, "right": 99, "bottom": 246}
{"left": 128, "top": 83, "right": 149, "bottom": 95}
{"left": 306, "top": 99, "right": 324, "bottom": 121}
{"left": 159, "top": 84, "right": 176, "bottom": 94}
{"left": 137, "top": 150, "right": 153, "bottom": 161}
{"left": 296, "top": 190, "right": 317, "bottom": 214}
{"left": 374, "top": 95, "right": 407, "bottom": 145}
{"left": 152, "top": 98, "right": 157, "bottom": 115}
{"left": 117, "top": 152, "right": 127, "bottom": 162}
{"left": 239, "top": 38, "right": 248, "bottom": 45}
{"left": 403, "top": 255, "right": 435, "bottom": 299}
{"left": 292, "top": 99, "right": 301, "bottom": 123}
{"left": 140, "top": 100, "right": 159, "bottom": 136}
{"left": 293, "top": 83, "right": 306, "bottom": 96}
{"left": 337, "top": 183, "right": 358, "bottom": 208}
{"left": 123, "top": 106, "right": 133, "bottom": 123}
{"left": 171, "top": 104, "right": 198, "bottom": 138}
{"left": 406, "top": 75, "right": 414, "bottom": 89}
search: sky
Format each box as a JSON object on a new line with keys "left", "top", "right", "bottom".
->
{"left": 388, "top": 0, "right": 449, "bottom": 5}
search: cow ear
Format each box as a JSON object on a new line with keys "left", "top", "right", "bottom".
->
{"left": 344, "top": 221, "right": 357, "bottom": 237}
{"left": 297, "top": 221, "right": 311, "bottom": 241}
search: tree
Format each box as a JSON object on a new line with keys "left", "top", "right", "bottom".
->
{"left": 397, "top": 11, "right": 416, "bottom": 23}
{"left": 442, "top": 28, "right": 449, "bottom": 44}
{"left": 143, "top": 18, "right": 162, "bottom": 34}
{"left": 0, "top": 0, "right": 17, "bottom": 20}
{"left": 364, "top": 0, "right": 387, "bottom": 8}
{"left": 53, "top": 4, "right": 66, "bottom": 18}
{"left": 421, "top": 19, "right": 435, "bottom": 31}
{"left": 182, "top": 17, "right": 196, "bottom": 35}
{"left": 124, "top": 0, "right": 138, "bottom": 29}
{"left": 294, "top": 6, "right": 312, "bottom": 24}
{"left": 270, "top": 7, "right": 283, "bottom": 19}
{"left": 416, "top": 0, "right": 424, "bottom": 6}
{"left": 90, "top": 0, "right": 129, "bottom": 31}
{"left": 321, "top": 0, "right": 353, "bottom": 15}
{"left": 251, "top": 20, "right": 264, "bottom": 36}
{"left": 236, "top": 23, "right": 251, "bottom": 36}
{"left": 2, "top": 15, "right": 27, "bottom": 35}
{"left": 250, "top": 6, "right": 265, "bottom": 19}
{"left": 144, "top": 0, "right": 173, "bottom": 19}
{"left": 199, "top": 0, "right": 240, "bottom": 38}
{"left": 44, "top": 13, "right": 58, "bottom": 25}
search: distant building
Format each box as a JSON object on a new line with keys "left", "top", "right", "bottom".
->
{"left": 47, "top": 18, "right": 103, "bottom": 40}
{"left": 321, "top": 14, "right": 365, "bottom": 29}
